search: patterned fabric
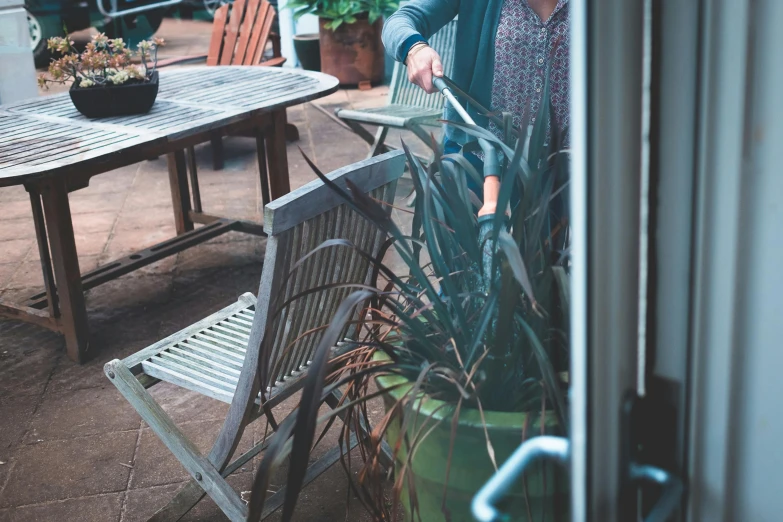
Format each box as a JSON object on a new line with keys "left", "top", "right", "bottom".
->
{"left": 489, "top": 0, "right": 570, "bottom": 146}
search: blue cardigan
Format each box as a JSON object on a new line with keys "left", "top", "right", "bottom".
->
{"left": 382, "top": 0, "right": 505, "bottom": 145}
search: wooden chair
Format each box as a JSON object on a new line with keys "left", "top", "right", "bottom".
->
{"left": 104, "top": 151, "right": 405, "bottom": 522}
{"left": 334, "top": 18, "right": 457, "bottom": 158}
{"left": 158, "top": 0, "right": 299, "bottom": 171}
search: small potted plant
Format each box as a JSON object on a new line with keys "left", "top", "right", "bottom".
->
{"left": 38, "top": 33, "right": 165, "bottom": 119}
{"left": 287, "top": 0, "right": 398, "bottom": 85}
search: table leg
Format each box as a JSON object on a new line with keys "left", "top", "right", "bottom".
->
{"left": 28, "top": 189, "right": 59, "bottom": 319}
{"left": 39, "top": 178, "right": 90, "bottom": 363}
{"left": 167, "top": 150, "right": 194, "bottom": 235}
{"left": 267, "top": 109, "right": 291, "bottom": 199}
{"left": 254, "top": 127, "right": 271, "bottom": 208}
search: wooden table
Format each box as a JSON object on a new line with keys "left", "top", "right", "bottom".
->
{"left": 0, "top": 66, "right": 338, "bottom": 363}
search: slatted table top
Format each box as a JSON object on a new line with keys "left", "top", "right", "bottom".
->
{"left": 0, "top": 66, "right": 339, "bottom": 185}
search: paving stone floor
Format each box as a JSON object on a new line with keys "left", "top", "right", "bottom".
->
{"left": 0, "top": 18, "right": 434, "bottom": 521}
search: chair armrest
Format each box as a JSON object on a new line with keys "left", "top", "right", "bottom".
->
{"left": 270, "top": 32, "right": 282, "bottom": 58}
{"left": 156, "top": 54, "right": 209, "bottom": 68}
{"left": 260, "top": 56, "right": 287, "bottom": 67}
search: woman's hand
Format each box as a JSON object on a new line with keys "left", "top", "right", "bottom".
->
{"left": 478, "top": 176, "right": 501, "bottom": 217}
{"left": 406, "top": 45, "right": 444, "bottom": 94}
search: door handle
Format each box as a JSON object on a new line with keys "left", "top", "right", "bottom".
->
{"left": 471, "top": 436, "right": 569, "bottom": 522}
{"left": 630, "top": 463, "right": 684, "bottom": 522}
{"left": 471, "top": 437, "right": 683, "bottom": 522}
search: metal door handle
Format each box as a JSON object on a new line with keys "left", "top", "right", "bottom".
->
{"left": 471, "top": 436, "right": 569, "bottom": 522}
{"left": 630, "top": 463, "right": 684, "bottom": 522}
{"left": 471, "top": 437, "right": 683, "bottom": 522}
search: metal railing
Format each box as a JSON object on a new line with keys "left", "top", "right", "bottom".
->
{"left": 96, "top": 0, "right": 183, "bottom": 20}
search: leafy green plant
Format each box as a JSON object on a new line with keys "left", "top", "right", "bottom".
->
{"left": 286, "top": 0, "right": 399, "bottom": 30}
{"left": 247, "top": 77, "right": 570, "bottom": 521}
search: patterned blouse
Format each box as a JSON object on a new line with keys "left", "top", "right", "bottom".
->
{"left": 489, "top": 0, "right": 570, "bottom": 147}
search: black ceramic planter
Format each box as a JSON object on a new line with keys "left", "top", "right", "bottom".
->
{"left": 293, "top": 33, "right": 321, "bottom": 72}
{"left": 70, "top": 71, "right": 159, "bottom": 118}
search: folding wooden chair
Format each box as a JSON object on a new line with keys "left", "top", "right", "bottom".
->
{"left": 104, "top": 151, "right": 406, "bottom": 522}
{"left": 334, "top": 18, "right": 457, "bottom": 159}
{"left": 158, "top": 0, "right": 299, "bottom": 171}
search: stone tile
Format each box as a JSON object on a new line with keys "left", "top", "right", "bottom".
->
{"left": 71, "top": 211, "right": 120, "bottom": 235}
{"left": 0, "top": 264, "right": 18, "bottom": 290}
{"left": 5, "top": 256, "right": 99, "bottom": 289}
{"left": 24, "top": 385, "right": 141, "bottom": 443}
{"left": 313, "top": 90, "right": 350, "bottom": 107}
{"left": 0, "top": 201, "right": 32, "bottom": 221}
{"left": 69, "top": 192, "right": 127, "bottom": 216}
{"left": 0, "top": 219, "right": 34, "bottom": 242}
{"left": 0, "top": 327, "right": 60, "bottom": 399}
{"left": 84, "top": 165, "right": 139, "bottom": 194}
{"left": 130, "top": 419, "right": 253, "bottom": 490}
{"left": 0, "top": 460, "right": 11, "bottom": 497}
{"left": 148, "top": 382, "right": 231, "bottom": 425}
{"left": 87, "top": 274, "right": 173, "bottom": 309}
{"left": 0, "top": 240, "right": 33, "bottom": 265}
{"left": 45, "top": 330, "right": 160, "bottom": 394}
{"left": 176, "top": 239, "right": 263, "bottom": 272}
{"left": 122, "top": 187, "right": 173, "bottom": 210}
{"left": 123, "top": 473, "right": 253, "bottom": 522}
{"left": 155, "top": 266, "right": 258, "bottom": 328}
{"left": 343, "top": 85, "right": 389, "bottom": 108}
{"left": 0, "top": 397, "right": 37, "bottom": 462}
{"left": 104, "top": 226, "right": 178, "bottom": 259}
{"left": 113, "top": 206, "right": 175, "bottom": 232}
{"left": 3, "top": 260, "right": 42, "bottom": 289}
{"left": 262, "top": 463, "right": 375, "bottom": 522}
{"left": 5, "top": 493, "right": 122, "bottom": 521}
{"left": 0, "top": 431, "right": 137, "bottom": 507}
{"left": 0, "top": 186, "right": 27, "bottom": 203}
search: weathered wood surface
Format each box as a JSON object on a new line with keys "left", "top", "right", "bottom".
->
{"left": 263, "top": 151, "right": 406, "bottom": 235}
{"left": 106, "top": 152, "right": 405, "bottom": 521}
{"left": 0, "top": 67, "right": 338, "bottom": 186}
{"left": 334, "top": 18, "right": 457, "bottom": 157}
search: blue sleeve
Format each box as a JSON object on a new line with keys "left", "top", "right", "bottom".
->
{"left": 400, "top": 34, "right": 428, "bottom": 61}
{"left": 382, "top": 0, "right": 460, "bottom": 62}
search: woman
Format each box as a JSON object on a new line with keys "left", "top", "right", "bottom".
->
{"left": 382, "top": 0, "right": 570, "bottom": 216}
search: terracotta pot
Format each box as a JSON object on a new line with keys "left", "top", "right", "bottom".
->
{"left": 318, "top": 16, "right": 384, "bottom": 86}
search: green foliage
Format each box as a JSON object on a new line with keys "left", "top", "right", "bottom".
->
{"left": 286, "top": 0, "right": 399, "bottom": 30}
{"left": 248, "top": 75, "right": 570, "bottom": 521}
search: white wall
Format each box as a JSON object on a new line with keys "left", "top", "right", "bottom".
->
{"left": 276, "top": 0, "right": 319, "bottom": 68}
{"left": 0, "top": 0, "right": 38, "bottom": 103}
{"left": 686, "top": 0, "right": 783, "bottom": 520}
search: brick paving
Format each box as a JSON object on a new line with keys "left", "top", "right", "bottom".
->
{"left": 0, "top": 18, "right": 433, "bottom": 521}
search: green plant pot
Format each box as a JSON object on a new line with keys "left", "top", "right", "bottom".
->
{"left": 375, "top": 358, "right": 569, "bottom": 522}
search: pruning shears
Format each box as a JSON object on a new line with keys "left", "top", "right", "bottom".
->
{"left": 432, "top": 76, "right": 506, "bottom": 293}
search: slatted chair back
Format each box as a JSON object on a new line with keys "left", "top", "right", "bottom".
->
{"left": 388, "top": 18, "right": 458, "bottom": 110}
{"left": 243, "top": 151, "right": 406, "bottom": 396}
{"left": 207, "top": 0, "right": 277, "bottom": 66}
